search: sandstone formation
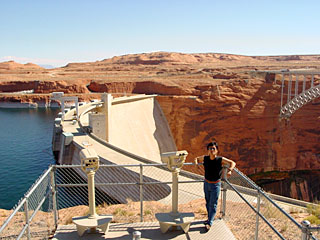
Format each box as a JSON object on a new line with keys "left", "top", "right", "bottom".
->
{"left": 1, "top": 52, "right": 320, "bottom": 201}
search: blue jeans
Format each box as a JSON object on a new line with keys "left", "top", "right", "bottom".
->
{"left": 204, "top": 181, "right": 221, "bottom": 226}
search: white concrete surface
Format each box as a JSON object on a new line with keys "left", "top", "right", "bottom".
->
{"left": 53, "top": 220, "right": 236, "bottom": 240}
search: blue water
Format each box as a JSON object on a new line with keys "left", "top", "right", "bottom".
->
{"left": 0, "top": 108, "right": 58, "bottom": 210}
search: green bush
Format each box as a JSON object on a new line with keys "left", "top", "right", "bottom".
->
{"left": 113, "top": 208, "right": 128, "bottom": 216}
{"left": 144, "top": 209, "right": 152, "bottom": 215}
{"left": 305, "top": 202, "right": 320, "bottom": 224}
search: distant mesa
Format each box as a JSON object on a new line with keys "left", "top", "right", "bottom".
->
{"left": 1, "top": 52, "right": 318, "bottom": 71}
{"left": 25, "top": 63, "right": 43, "bottom": 68}
{"left": 0, "top": 61, "right": 43, "bottom": 70}
{"left": 99, "top": 52, "right": 252, "bottom": 65}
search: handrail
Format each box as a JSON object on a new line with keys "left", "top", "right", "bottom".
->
{"left": 2, "top": 163, "right": 320, "bottom": 239}
{"left": 25, "top": 166, "right": 52, "bottom": 198}
{"left": 232, "top": 168, "right": 302, "bottom": 229}
{"left": 225, "top": 179, "right": 286, "bottom": 240}
{"left": 0, "top": 166, "right": 53, "bottom": 239}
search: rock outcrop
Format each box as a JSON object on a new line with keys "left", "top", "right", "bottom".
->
{"left": 0, "top": 80, "right": 90, "bottom": 94}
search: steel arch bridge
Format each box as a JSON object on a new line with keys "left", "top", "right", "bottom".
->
{"left": 253, "top": 69, "right": 320, "bottom": 119}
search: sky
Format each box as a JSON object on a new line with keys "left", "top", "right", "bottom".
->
{"left": 1, "top": 0, "right": 319, "bottom": 67}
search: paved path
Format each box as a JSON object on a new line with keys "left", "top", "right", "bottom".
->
{"left": 53, "top": 220, "right": 236, "bottom": 240}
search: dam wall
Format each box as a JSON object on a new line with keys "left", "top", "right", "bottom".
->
{"left": 51, "top": 94, "right": 182, "bottom": 204}
{"left": 53, "top": 95, "right": 177, "bottom": 165}
{"left": 108, "top": 96, "right": 176, "bottom": 162}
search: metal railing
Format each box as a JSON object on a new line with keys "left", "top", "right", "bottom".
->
{"left": 0, "top": 163, "right": 319, "bottom": 239}
{"left": 222, "top": 168, "right": 320, "bottom": 240}
{"left": 0, "top": 166, "right": 56, "bottom": 240}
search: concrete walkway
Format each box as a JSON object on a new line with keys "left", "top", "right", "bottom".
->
{"left": 53, "top": 220, "right": 236, "bottom": 240}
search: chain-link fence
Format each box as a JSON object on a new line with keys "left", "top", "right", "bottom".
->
{"left": 0, "top": 167, "right": 56, "bottom": 240}
{"left": 223, "top": 169, "right": 320, "bottom": 240}
{"left": 1, "top": 163, "right": 319, "bottom": 240}
{"left": 53, "top": 163, "right": 320, "bottom": 239}
{"left": 54, "top": 163, "right": 205, "bottom": 225}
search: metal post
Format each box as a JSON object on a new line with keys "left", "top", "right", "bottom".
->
{"left": 303, "top": 75, "right": 306, "bottom": 92}
{"left": 24, "top": 198, "right": 31, "bottom": 240}
{"left": 172, "top": 169, "right": 179, "bottom": 214}
{"left": 61, "top": 100, "right": 65, "bottom": 120}
{"left": 301, "top": 220, "right": 310, "bottom": 240}
{"left": 288, "top": 74, "right": 292, "bottom": 103}
{"left": 220, "top": 166, "right": 227, "bottom": 218}
{"left": 295, "top": 74, "right": 299, "bottom": 96}
{"left": 255, "top": 191, "right": 261, "bottom": 240}
{"left": 220, "top": 183, "right": 227, "bottom": 218}
{"left": 88, "top": 171, "right": 97, "bottom": 218}
{"left": 51, "top": 167, "right": 58, "bottom": 229}
{"left": 58, "top": 134, "right": 65, "bottom": 164}
{"left": 139, "top": 164, "right": 144, "bottom": 222}
{"left": 280, "top": 73, "right": 285, "bottom": 109}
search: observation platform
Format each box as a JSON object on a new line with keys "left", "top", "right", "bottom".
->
{"left": 52, "top": 94, "right": 237, "bottom": 239}
{"left": 53, "top": 220, "right": 236, "bottom": 240}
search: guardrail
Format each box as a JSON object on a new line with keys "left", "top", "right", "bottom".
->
{"left": 0, "top": 166, "right": 56, "bottom": 240}
{"left": 0, "top": 163, "right": 319, "bottom": 239}
{"left": 222, "top": 168, "right": 320, "bottom": 240}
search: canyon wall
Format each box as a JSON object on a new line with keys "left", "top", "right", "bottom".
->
{"left": 156, "top": 80, "right": 320, "bottom": 174}
{"left": 2, "top": 78, "right": 320, "bottom": 175}
{"left": 1, "top": 52, "right": 320, "bottom": 200}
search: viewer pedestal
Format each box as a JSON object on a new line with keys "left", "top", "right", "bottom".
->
{"left": 72, "top": 215, "right": 113, "bottom": 236}
{"left": 155, "top": 212, "right": 195, "bottom": 233}
{"left": 156, "top": 151, "right": 194, "bottom": 234}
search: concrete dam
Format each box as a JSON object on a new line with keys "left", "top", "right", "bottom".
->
{"left": 52, "top": 93, "right": 203, "bottom": 204}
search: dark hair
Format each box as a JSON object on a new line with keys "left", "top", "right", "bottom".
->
{"left": 207, "top": 141, "right": 219, "bottom": 150}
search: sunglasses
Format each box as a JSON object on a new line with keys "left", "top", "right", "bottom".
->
{"left": 208, "top": 147, "right": 217, "bottom": 150}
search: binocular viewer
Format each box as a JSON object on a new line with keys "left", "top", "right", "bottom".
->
{"left": 161, "top": 150, "right": 188, "bottom": 171}
{"left": 79, "top": 148, "right": 99, "bottom": 173}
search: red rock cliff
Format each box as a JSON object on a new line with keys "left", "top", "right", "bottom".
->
{"left": 1, "top": 53, "right": 320, "bottom": 184}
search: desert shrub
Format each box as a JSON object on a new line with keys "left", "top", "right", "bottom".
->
{"left": 143, "top": 209, "right": 152, "bottom": 215}
{"left": 305, "top": 202, "right": 320, "bottom": 224}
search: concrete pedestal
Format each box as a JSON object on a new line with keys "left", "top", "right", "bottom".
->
{"left": 72, "top": 215, "right": 113, "bottom": 236}
{"left": 155, "top": 212, "right": 195, "bottom": 233}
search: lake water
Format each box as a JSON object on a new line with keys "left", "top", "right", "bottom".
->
{"left": 0, "top": 108, "right": 59, "bottom": 210}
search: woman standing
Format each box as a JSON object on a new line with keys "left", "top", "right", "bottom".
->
{"left": 194, "top": 141, "right": 236, "bottom": 232}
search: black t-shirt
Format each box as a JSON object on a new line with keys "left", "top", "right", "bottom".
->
{"left": 203, "top": 155, "right": 223, "bottom": 181}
